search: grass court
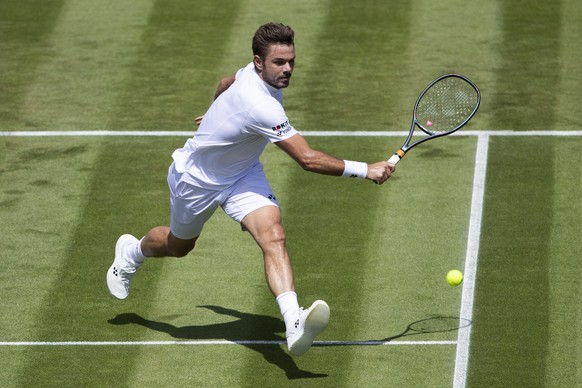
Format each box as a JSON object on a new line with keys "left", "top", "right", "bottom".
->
{"left": 1, "top": 0, "right": 581, "bottom": 386}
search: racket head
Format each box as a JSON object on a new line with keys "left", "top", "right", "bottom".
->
{"left": 414, "top": 74, "right": 480, "bottom": 136}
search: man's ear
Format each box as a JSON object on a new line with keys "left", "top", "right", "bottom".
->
{"left": 253, "top": 55, "right": 263, "bottom": 73}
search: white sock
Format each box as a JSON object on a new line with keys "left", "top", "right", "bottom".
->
{"left": 127, "top": 238, "right": 146, "bottom": 266}
{"left": 276, "top": 291, "right": 299, "bottom": 331}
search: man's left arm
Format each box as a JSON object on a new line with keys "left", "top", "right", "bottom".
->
{"left": 195, "top": 73, "right": 237, "bottom": 125}
{"left": 213, "top": 74, "right": 236, "bottom": 100}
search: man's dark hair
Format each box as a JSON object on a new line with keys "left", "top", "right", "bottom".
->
{"left": 252, "top": 23, "right": 295, "bottom": 60}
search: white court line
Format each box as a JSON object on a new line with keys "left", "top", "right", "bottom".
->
{"left": 0, "top": 340, "right": 455, "bottom": 347}
{"left": 453, "top": 134, "right": 489, "bottom": 388}
{"left": 1, "top": 130, "right": 582, "bottom": 137}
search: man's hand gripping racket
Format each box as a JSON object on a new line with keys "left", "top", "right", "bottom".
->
{"left": 387, "top": 74, "right": 481, "bottom": 167}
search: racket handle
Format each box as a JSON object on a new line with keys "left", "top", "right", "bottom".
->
{"left": 373, "top": 152, "right": 401, "bottom": 185}
{"left": 387, "top": 153, "right": 402, "bottom": 165}
{"left": 374, "top": 150, "right": 404, "bottom": 184}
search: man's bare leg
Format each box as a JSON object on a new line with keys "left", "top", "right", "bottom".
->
{"left": 140, "top": 226, "right": 197, "bottom": 258}
{"left": 241, "top": 206, "right": 295, "bottom": 296}
{"left": 241, "top": 205, "right": 329, "bottom": 356}
{"left": 107, "top": 227, "right": 197, "bottom": 299}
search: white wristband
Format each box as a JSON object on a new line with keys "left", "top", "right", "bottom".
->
{"left": 342, "top": 160, "right": 368, "bottom": 179}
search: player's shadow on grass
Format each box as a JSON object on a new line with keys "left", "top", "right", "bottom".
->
{"left": 108, "top": 306, "right": 327, "bottom": 380}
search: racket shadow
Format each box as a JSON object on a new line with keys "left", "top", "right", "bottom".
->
{"left": 108, "top": 306, "right": 328, "bottom": 380}
{"left": 381, "top": 315, "right": 472, "bottom": 342}
{"left": 315, "top": 316, "right": 472, "bottom": 347}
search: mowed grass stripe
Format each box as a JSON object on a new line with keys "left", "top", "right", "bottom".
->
{"left": 0, "top": 138, "right": 103, "bottom": 386}
{"left": 2, "top": 1, "right": 156, "bottom": 385}
{"left": 280, "top": 137, "right": 393, "bottom": 383}
{"left": 111, "top": 0, "right": 243, "bottom": 130}
{"left": 14, "top": 138, "right": 191, "bottom": 388}
{"left": 210, "top": 0, "right": 332, "bottom": 76}
{"left": 468, "top": 137, "right": 554, "bottom": 386}
{"left": 206, "top": 2, "right": 339, "bottom": 383}
{"left": 15, "top": 3, "right": 241, "bottom": 386}
{"left": 352, "top": 137, "right": 478, "bottom": 386}
{"left": 297, "top": 0, "right": 413, "bottom": 131}
{"left": 0, "top": 0, "right": 64, "bottom": 130}
{"left": 286, "top": 12, "right": 413, "bottom": 383}
{"left": 408, "top": 0, "right": 500, "bottom": 131}
{"left": 407, "top": 0, "right": 498, "bottom": 77}
{"left": 557, "top": 0, "right": 582, "bottom": 130}
{"left": 283, "top": 6, "right": 413, "bottom": 381}
{"left": 490, "top": 0, "right": 563, "bottom": 131}
{"left": 18, "top": 0, "right": 155, "bottom": 131}
{"left": 545, "top": 138, "right": 582, "bottom": 387}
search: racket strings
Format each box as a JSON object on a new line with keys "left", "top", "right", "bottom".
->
{"left": 415, "top": 77, "right": 479, "bottom": 134}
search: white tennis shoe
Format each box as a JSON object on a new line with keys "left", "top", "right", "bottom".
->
{"left": 287, "top": 300, "right": 330, "bottom": 356}
{"left": 107, "top": 234, "right": 140, "bottom": 299}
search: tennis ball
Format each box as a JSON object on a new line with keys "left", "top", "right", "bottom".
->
{"left": 446, "top": 270, "right": 463, "bottom": 286}
{"left": 426, "top": 120, "right": 433, "bottom": 127}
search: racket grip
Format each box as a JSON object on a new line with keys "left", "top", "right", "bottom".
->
{"left": 387, "top": 153, "right": 401, "bottom": 165}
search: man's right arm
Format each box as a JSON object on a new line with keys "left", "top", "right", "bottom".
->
{"left": 275, "top": 133, "right": 394, "bottom": 184}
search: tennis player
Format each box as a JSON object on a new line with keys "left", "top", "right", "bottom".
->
{"left": 107, "top": 22, "right": 394, "bottom": 356}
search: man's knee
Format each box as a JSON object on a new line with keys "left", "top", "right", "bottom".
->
{"left": 260, "top": 223, "right": 287, "bottom": 252}
{"left": 269, "top": 223, "right": 286, "bottom": 244}
{"left": 241, "top": 205, "right": 287, "bottom": 248}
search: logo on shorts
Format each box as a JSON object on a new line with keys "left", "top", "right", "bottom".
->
{"left": 268, "top": 194, "right": 277, "bottom": 202}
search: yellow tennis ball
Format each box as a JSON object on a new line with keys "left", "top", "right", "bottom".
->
{"left": 446, "top": 270, "right": 463, "bottom": 286}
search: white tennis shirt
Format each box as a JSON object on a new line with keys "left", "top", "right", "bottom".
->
{"left": 172, "top": 62, "right": 298, "bottom": 189}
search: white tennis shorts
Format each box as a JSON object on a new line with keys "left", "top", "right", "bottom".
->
{"left": 167, "top": 162, "right": 279, "bottom": 240}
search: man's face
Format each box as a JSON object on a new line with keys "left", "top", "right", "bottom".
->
{"left": 254, "top": 44, "right": 295, "bottom": 89}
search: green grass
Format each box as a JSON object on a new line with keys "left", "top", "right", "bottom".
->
{"left": 0, "top": 0, "right": 65, "bottom": 129}
{"left": 1, "top": 0, "right": 582, "bottom": 387}
{"left": 469, "top": 137, "right": 582, "bottom": 387}
{"left": 0, "top": 135, "right": 474, "bottom": 387}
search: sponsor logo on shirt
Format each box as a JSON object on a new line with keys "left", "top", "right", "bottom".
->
{"left": 271, "top": 120, "right": 292, "bottom": 137}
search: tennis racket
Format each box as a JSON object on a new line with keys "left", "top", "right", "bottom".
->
{"left": 387, "top": 74, "right": 481, "bottom": 165}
